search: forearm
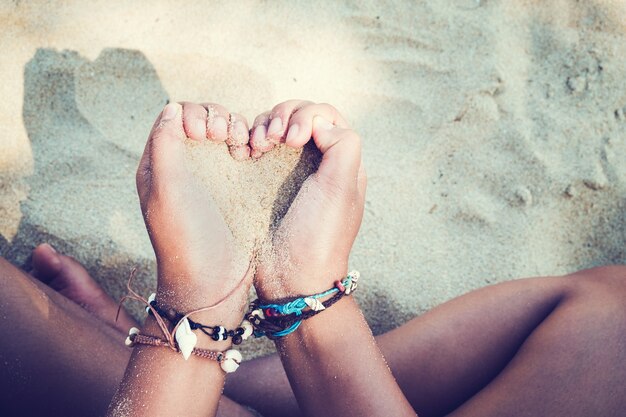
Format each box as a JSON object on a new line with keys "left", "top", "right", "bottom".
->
{"left": 274, "top": 296, "right": 416, "bottom": 417}
{"left": 106, "top": 280, "right": 250, "bottom": 417}
{"left": 106, "top": 316, "right": 227, "bottom": 417}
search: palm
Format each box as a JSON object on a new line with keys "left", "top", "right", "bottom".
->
{"left": 267, "top": 174, "right": 361, "bottom": 288}
{"left": 145, "top": 171, "right": 237, "bottom": 291}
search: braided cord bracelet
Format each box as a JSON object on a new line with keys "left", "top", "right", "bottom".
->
{"left": 146, "top": 297, "right": 253, "bottom": 345}
{"left": 248, "top": 271, "right": 360, "bottom": 339}
{"left": 117, "top": 267, "right": 249, "bottom": 372}
{"left": 126, "top": 330, "right": 243, "bottom": 372}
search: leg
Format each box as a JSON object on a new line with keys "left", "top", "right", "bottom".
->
{"left": 442, "top": 266, "right": 626, "bottom": 417}
{"left": 0, "top": 247, "right": 255, "bottom": 417}
{"left": 0, "top": 254, "right": 131, "bottom": 416}
{"left": 225, "top": 266, "right": 626, "bottom": 417}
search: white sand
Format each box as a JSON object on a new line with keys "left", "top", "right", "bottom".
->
{"left": 0, "top": 1, "right": 625, "bottom": 358}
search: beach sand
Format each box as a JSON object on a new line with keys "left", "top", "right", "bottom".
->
{"left": 0, "top": 1, "right": 625, "bottom": 358}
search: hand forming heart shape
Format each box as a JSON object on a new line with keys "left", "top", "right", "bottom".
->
{"left": 137, "top": 100, "right": 365, "bottom": 318}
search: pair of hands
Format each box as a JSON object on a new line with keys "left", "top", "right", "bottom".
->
{"left": 136, "top": 100, "right": 366, "bottom": 325}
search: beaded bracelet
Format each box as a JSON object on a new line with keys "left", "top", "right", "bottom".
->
{"left": 247, "top": 271, "right": 360, "bottom": 339}
{"left": 145, "top": 294, "right": 254, "bottom": 345}
{"left": 125, "top": 328, "right": 242, "bottom": 373}
{"left": 117, "top": 268, "right": 248, "bottom": 368}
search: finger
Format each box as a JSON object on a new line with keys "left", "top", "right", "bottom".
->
{"left": 250, "top": 148, "right": 264, "bottom": 159}
{"left": 226, "top": 113, "right": 250, "bottom": 146}
{"left": 284, "top": 103, "right": 350, "bottom": 148}
{"left": 311, "top": 117, "right": 362, "bottom": 189}
{"left": 227, "top": 113, "right": 251, "bottom": 161}
{"left": 266, "top": 99, "right": 314, "bottom": 143}
{"left": 229, "top": 145, "right": 251, "bottom": 161}
{"left": 250, "top": 111, "right": 274, "bottom": 156}
{"left": 201, "top": 103, "right": 230, "bottom": 142}
{"left": 181, "top": 102, "right": 208, "bottom": 141}
{"left": 137, "top": 103, "right": 187, "bottom": 201}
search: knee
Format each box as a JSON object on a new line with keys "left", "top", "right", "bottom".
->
{"left": 567, "top": 266, "right": 626, "bottom": 326}
{"left": 567, "top": 265, "right": 626, "bottom": 296}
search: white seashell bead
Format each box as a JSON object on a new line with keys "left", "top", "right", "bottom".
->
{"left": 125, "top": 327, "right": 140, "bottom": 347}
{"left": 145, "top": 293, "right": 156, "bottom": 313}
{"left": 241, "top": 320, "right": 254, "bottom": 340}
{"left": 220, "top": 349, "right": 242, "bottom": 373}
{"left": 304, "top": 297, "right": 326, "bottom": 311}
{"left": 175, "top": 318, "right": 197, "bottom": 361}
{"left": 251, "top": 308, "right": 265, "bottom": 320}
{"left": 221, "top": 358, "right": 240, "bottom": 373}
{"left": 224, "top": 349, "right": 243, "bottom": 362}
{"left": 345, "top": 272, "right": 360, "bottom": 295}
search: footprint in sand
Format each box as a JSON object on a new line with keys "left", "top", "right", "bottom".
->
{"left": 19, "top": 48, "right": 170, "bottom": 309}
{"left": 74, "top": 48, "right": 169, "bottom": 156}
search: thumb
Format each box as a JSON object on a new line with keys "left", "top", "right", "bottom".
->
{"left": 137, "top": 103, "right": 187, "bottom": 203}
{"left": 312, "top": 117, "right": 362, "bottom": 189}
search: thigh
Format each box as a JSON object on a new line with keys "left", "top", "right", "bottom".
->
{"left": 0, "top": 257, "right": 130, "bottom": 416}
{"left": 377, "top": 266, "right": 626, "bottom": 417}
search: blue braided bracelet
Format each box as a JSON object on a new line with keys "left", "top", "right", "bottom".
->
{"left": 249, "top": 271, "right": 360, "bottom": 338}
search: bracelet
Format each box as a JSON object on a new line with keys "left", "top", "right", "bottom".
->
{"left": 146, "top": 295, "right": 254, "bottom": 345}
{"left": 125, "top": 328, "right": 242, "bottom": 373}
{"left": 247, "top": 271, "right": 360, "bottom": 339}
{"left": 117, "top": 267, "right": 249, "bottom": 367}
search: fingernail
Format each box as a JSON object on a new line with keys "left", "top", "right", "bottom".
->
{"left": 252, "top": 125, "right": 267, "bottom": 144}
{"left": 193, "top": 118, "right": 206, "bottom": 140}
{"left": 210, "top": 116, "right": 228, "bottom": 140}
{"left": 161, "top": 103, "right": 179, "bottom": 121}
{"left": 231, "top": 121, "right": 249, "bottom": 145}
{"left": 267, "top": 117, "right": 283, "bottom": 137}
{"left": 314, "top": 117, "right": 334, "bottom": 130}
{"left": 286, "top": 124, "right": 300, "bottom": 143}
{"left": 252, "top": 126, "right": 273, "bottom": 152}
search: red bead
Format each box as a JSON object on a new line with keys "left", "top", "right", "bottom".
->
{"left": 335, "top": 280, "right": 345, "bottom": 292}
{"left": 264, "top": 308, "right": 273, "bottom": 317}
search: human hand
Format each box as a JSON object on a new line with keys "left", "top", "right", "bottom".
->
{"left": 136, "top": 102, "right": 252, "bottom": 318}
{"left": 251, "top": 101, "right": 367, "bottom": 299}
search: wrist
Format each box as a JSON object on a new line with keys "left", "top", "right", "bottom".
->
{"left": 155, "top": 263, "right": 253, "bottom": 321}
{"left": 155, "top": 285, "right": 249, "bottom": 324}
{"left": 254, "top": 264, "right": 349, "bottom": 302}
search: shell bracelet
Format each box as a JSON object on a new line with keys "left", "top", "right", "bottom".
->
{"left": 125, "top": 328, "right": 243, "bottom": 373}
{"left": 117, "top": 269, "right": 249, "bottom": 372}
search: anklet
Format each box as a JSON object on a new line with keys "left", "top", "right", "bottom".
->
{"left": 125, "top": 328, "right": 243, "bottom": 373}
{"left": 248, "top": 271, "right": 360, "bottom": 339}
{"left": 146, "top": 297, "right": 254, "bottom": 345}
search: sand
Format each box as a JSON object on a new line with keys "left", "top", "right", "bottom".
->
{"left": 1, "top": 1, "right": 625, "bottom": 359}
{"left": 185, "top": 140, "right": 320, "bottom": 256}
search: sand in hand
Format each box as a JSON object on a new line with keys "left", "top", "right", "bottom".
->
{"left": 185, "top": 139, "right": 321, "bottom": 261}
